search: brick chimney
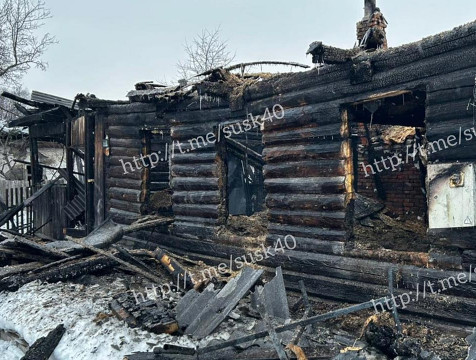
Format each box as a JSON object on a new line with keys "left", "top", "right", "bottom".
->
{"left": 356, "top": 0, "right": 388, "bottom": 50}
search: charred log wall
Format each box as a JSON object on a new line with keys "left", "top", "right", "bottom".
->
{"left": 261, "top": 104, "right": 350, "bottom": 254}
{"left": 169, "top": 107, "right": 231, "bottom": 240}
{"left": 104, "top": 103, "right": 159, "bottom": 226}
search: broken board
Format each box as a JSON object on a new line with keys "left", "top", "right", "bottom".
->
{"left": 185, "top": 266, "right": 263, "bottom": 339}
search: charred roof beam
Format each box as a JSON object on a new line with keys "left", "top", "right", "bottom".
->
{"left": 1, "top": 91, "right": 54, "bottom": 110}
{"left": 8, "top": 106, "right": 66, "bottom": 127}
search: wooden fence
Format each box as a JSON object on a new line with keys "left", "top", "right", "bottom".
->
{"left": 0, "top": 179, "right": 66, "bottom": 239}
{"left": 0, "top": 180, "right": 34, "bottom": 234}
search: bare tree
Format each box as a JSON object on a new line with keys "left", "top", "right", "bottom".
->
{"left": 0, "top": 86, "right": 29, "bottom": 179}
{"left": 177, "top": 27, "right": 235, "bottom": 81}
{"left": 0, "top": 0, "right": 56, "bottom": 86}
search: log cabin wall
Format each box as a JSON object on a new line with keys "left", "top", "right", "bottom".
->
{"left": 103, "top": 102, "right": 171, "bottom": 247}
{"left": 169, "top": 106, "right": 232, "bottom": 241}
{"left": 261, "top": 103, "right": 350, "bottom": 254}
{"left": 100, "top": 21, "right": 476, "bottom": 325}
{"left": 102, "top": 96, "right": 232, "bottom": 247}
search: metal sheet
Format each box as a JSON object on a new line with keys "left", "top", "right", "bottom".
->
{"left": 31, "top": 90, "right": 76, "bottom": 109}
{"left": 185, "top": 266, "right": 263, "bottom": 339}
{"left": 428, "top": 162, "right": 476, "bottom": 229}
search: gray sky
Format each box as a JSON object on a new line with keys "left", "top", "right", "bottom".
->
{"left": 21, "top": 0, "right": 476, "bottom": 100}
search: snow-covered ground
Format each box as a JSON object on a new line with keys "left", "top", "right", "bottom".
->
{"left": 0, "top": 277, "right": 217, "bottom": 360}
{"left": 0, "top": 339, "right": 24, "bottom": 360}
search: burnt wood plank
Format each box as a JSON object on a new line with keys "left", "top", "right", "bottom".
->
{"left": 21, "top": 324, "right": 66, "bottom": 360}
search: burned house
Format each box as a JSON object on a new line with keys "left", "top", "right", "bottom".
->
{"left": 93, "top": 17, "right": 476, "bottom": 326}
{"left": 2, "top": 1, "right": 476, "bottom": 355}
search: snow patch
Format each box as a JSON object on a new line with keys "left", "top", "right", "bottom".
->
{"left": 0, "top": 339, "right": 24, "bottom": 360}
{"left": 0, "top": 279, "right": 202, "bottom": 360}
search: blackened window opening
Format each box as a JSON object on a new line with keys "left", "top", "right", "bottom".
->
{"left": 142, "top": 129, "right": 172, "bottom": 216}
{"left": 225, "top": 127, "right": 265, "bottom": 216}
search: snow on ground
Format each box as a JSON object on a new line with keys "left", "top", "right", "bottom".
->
{"left": 0, "top": 339, "right": 24, "bottom": 360}
{"left": 0, "top": 277, "right": 209, "bottom": 360}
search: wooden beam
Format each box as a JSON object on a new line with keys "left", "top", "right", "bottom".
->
{"left": 69, "top": 238, "right": 163, "bottom": 284}
{"left": 350, "top": 90, "right": 412, "bottom": 105}
{"left": 20, "top": 324, "right": 66, "bottom": 360}
{"left": 29, "top": 136, "right": 41, "bottom": 186}
{"left": 1, "top": 91, "right": 52, "bottom": 109}
{"left": 94, "top": 113, "right": 105, "bottom": 226}
{"left": 8, "top": 107, "right": 63, "bottom": 127}
{"left": 85, "top": 114, "right": 95, "bottom": 233}
{"left": 13, "top": 235, "right": 69, "bottom": 259}
{"left": 0, "top": 255, "right": 116, "bottom": 292}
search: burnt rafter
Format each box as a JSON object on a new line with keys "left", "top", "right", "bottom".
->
{"left": 7, "top": 106, "right": 66, "bottom": 127}
{"left": 2, "top": 92, "right": 77, "bottom": 129}
{"left": 1, "top": 91, "right": 54, "bottom": 110}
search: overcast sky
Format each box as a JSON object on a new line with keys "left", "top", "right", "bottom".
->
{"left": 20, "top": 0, "right": 476, "bottom": 100}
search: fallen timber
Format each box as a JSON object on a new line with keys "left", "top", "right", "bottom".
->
{"left": 68, "top": 237, "right": 163, "bottom": 284}
{"left": 289, "top": 280, "right": 312, "bottom": 346}
{"left": 70, "top": 216, "right": 174, "bottom": 250}
{"left": 20, "top": 324, "right": 66, "bottom": 360}
{"left": 12, "top": 236, "right": 70, "bottom": 259}
{"left": 0, "top": 255, "right": 117, "bottom": 292}
{"left": 0, "top": 215, "right": 178, "bottom": 292}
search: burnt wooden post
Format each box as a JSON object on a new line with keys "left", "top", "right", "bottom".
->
{"left": 94, "top": 112, "right": 105, "bottom": 226}
{"left": 388, "top": 268, "right": 402, "bottom": 334}
{"left": 64, "top": 112, "right": 75, "bottom": 232}
{"left": 64, "top": 114, "right": 74, "bottom": 202}
{"left": 29, "top": 133, "right": 41, "bottom": 186}
{"left": 84, "top": 114, "right": 95, "bottom": 233}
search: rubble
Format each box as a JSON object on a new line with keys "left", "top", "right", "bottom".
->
{"left": 467, "top": 329, "right": 476, "bottom": 360}
{"left": 111, "top": 292, "right": 178, "bottom": 334}
{"left": 0, "top": 227, "right": 472, "bottom": 359}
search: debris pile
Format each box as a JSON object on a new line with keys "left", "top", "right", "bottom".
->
{"left": 0, "top": 220, "right": 472, "bottom": 359}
